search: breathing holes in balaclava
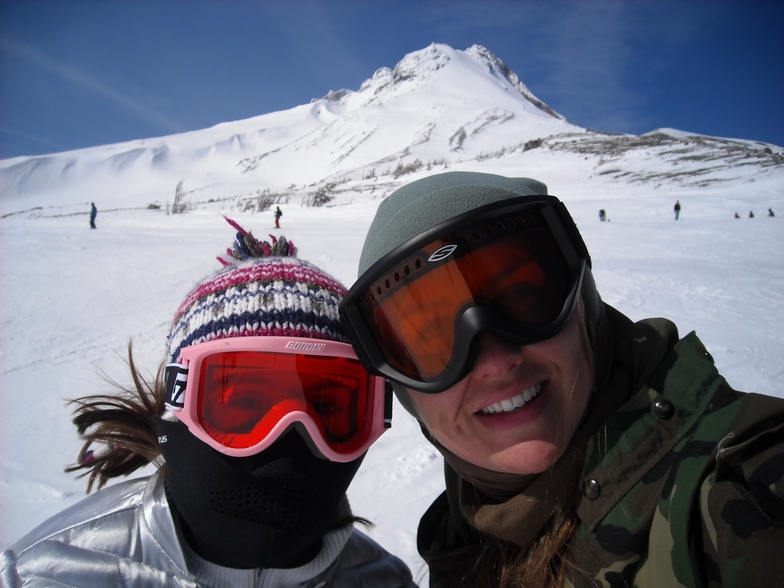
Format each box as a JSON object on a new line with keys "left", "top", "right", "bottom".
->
{"left": 208, "top": 476, "right": 336, "bottom": 531}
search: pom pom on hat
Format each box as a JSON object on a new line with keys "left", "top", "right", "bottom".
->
{"left": 217, "top": 216, "right": 297, "bottom": 265}
{"left": 167, "top": 217, "right": 348, "bottom": 363}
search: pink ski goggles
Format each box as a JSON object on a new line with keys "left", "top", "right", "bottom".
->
{"left": 164, "top": 337, "right": 390, "bottom": 462}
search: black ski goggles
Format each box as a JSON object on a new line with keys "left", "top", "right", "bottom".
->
{"left": 339, "top": 196, "right": 591, "bottom": 393}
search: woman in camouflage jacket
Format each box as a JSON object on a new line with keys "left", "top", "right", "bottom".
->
{"left": 339, "top": 171, "right": 784, "bottom": 587}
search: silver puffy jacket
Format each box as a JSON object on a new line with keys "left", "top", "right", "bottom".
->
{"left": 1, "top": 472, "right": 417, "bottom": 588}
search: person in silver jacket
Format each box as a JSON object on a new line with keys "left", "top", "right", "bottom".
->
{"left": 2, "top": 473, "right": 412, "bottom": 588}
{"left": 1, "top": 222, "right": 416, "bottom": 588}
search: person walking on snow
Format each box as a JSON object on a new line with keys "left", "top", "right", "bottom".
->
{"left": 674, "top": 200, "right": 681, "bottom": 220}
{"left": 274, "top": 205, "right": 283, "bottom": 228}
{"left": 89, "top": 202, "right": 97, "bottom": 229}
{"left": 2, "top": 218, "right": 415, "bottom": 588}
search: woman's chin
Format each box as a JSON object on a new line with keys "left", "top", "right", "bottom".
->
{"left": 488, "top": 439, "right": 567, "bottom": 475}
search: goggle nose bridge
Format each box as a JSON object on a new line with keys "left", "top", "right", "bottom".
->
{"left": 426, "top": 304, "right": 553, "bottom": 394}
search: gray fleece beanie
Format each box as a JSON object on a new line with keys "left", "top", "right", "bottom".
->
{"left": 357, "top": 171, "right": 599, "bottom": 416}
{"left": 359, "top": 171, "right": 547, "bottom": 275}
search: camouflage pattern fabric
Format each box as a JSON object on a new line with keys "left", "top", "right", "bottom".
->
{"left": 417, "top": 314, "right": 784, "bottom": 587}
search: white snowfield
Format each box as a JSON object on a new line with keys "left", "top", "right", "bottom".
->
{"left": 2, "top": 43, "right": 783, "bottom": 585}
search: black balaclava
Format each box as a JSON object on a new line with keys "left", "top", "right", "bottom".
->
{"left": 154, "top": 416, "right": 363, "bottom": 569}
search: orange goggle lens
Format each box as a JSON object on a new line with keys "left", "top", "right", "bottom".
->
{"left": 357, "top": 227, "right": 570, "bottom": 380}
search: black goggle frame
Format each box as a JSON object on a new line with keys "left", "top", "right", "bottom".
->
{"left": 340, "top": 195, "right": 591, "bottom": 394}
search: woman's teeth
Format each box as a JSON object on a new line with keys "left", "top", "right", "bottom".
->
{"left": 481, "top": 383, "right": 542, "bottom": 415}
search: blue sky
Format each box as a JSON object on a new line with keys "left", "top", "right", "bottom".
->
{"left": 1, "top": 0, "right": 782, "bottom": 159}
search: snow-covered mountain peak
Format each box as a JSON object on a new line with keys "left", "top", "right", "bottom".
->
{"left": 390, "top": 42, "right": 453, "bottom": 82}
{"left": 1, "top": 42, "right": 782, "bottom": 217}
{"left": 316, "top": 43, "right": 461, "bottom": 105}
{"left": 349, "top": 43, "right": 561, "bottom": 119}
{"left": 342, "top": 44, "right": 454, "bottom": 103}
{"left": 319, "top": 43, "right": 461, "bottom": 104}
{"left": 1, "top": 43, "right": 584, "bottom": 210}
{"left": 318, "top": 43, "right": 457, "bottom": 105}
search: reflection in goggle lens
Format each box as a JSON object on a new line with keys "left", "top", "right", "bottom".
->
{"left": 359, "top": 228, "right": 569, "bottom": 380}
{"left": 198, "top": 352, "right": 364, "bottom": 449}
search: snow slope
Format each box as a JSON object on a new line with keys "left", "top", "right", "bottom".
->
{"left": 2, "top": 43, "right": 783, "bottom": 585}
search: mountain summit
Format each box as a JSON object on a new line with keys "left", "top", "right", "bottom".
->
{"left": 346, "top": 43, "right": 564, "bottom": 120}
{"left": 232, "top": 43, "right": 578, "bottom": 180}
{"left": 1, "top": 43, "right": 781, "bottom": 215}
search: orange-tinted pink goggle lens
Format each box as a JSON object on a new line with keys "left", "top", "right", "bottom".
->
{"left": 197, "top": 351, "right": 374, "bottom": 455}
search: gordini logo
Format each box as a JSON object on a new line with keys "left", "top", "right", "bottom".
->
{"left": 285, "top": 341, "right": 327, "bottom": 351}
{"left": 428, "top": 244, "right": 458, "bottom": 262}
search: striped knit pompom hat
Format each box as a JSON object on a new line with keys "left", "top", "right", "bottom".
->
{"left": 167, "top": 216, "right": 348, "bottom": 363}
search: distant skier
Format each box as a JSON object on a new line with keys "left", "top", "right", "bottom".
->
{"left": 749, "top": 211, "right": 755, "bottom": 218}
{"left": 89, "top": 203, "right": 97, "bottom": 229}
{"left": 769, "top": 208, "right": 775, "bottom": 217}
{"left": 274, "top": 205, "right": 283, "bottom": 228}
{"left": 674, "top": 200, "right": 681, "bottom": 220}
{"left": 735, "top": 212, "right": 741, "bottom": 219}
{"left": 598, "top": 209, "right": 607, "bottom": 222}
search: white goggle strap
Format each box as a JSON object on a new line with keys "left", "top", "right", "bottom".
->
{"left": 164, "top": 363, "right": 189, "bottom": 411}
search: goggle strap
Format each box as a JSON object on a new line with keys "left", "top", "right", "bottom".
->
{"left": 164, "top": 363, "right": 189, "bottom": 411}
{"left": 384, "top": 380, "right": 393, "bottom": 428}
{"left": 553, "top": 199, "right": 592, "bottom": 268}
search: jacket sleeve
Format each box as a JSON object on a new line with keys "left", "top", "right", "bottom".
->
{"left": 0, "top": 550, "right": 22, "bottom": 588}
{"left": 331, "top": 529, "right": 418, "bottom": 587}
{"left": 699, "top": 393, "right": 784, "bottom": 587}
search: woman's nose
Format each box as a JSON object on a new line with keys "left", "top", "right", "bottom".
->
{"left": 470, "top": 332, "right": 525, "bottom": 380}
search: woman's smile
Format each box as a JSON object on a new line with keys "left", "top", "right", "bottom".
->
{"left": 408, "top": 310, "right": 593, "bottom": 475}
{"left": 479, "top": 381, "right": 543, "bottom": 415}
